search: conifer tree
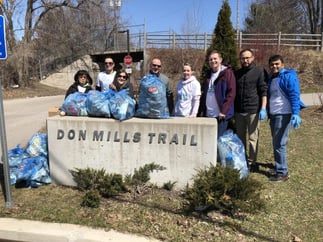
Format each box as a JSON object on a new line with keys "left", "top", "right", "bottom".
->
{"left": 201, "top": 0, "right": 239, "bottom": 81}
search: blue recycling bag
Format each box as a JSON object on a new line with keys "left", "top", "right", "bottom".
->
{"left": 109, "top": 89, "right": 136, "bottom": 121}
{"left": 217, "top": 129, "right": 249, "bottom": 179}
{"left": 61, "top": 92, "right": 88, "bottom": 116}
{"left": 86, "top": 90, "right": 111, "bottom": 117}
{"left": 135, "top": 73, "right": 170, "bottom": 119}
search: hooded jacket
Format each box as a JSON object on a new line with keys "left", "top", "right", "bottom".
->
{"left": 267, "top": 68, "right": 306, "bottom": 115}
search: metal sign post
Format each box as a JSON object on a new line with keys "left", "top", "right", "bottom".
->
{"left": 0, "top": 15, "right": 12, "bottom": 208}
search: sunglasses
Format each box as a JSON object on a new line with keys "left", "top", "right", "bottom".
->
{"left": 105, "top": 62, "right": 114, "bottom": 66}
{"left": 152, "top": 64, "right": 161, "bottom": 68}
{"left": 118, "top": 75, "right": 127, "bottom": 79}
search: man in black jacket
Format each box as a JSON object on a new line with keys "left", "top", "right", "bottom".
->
{"left": 234, "top": 49, "right": 268, "bottom": 172}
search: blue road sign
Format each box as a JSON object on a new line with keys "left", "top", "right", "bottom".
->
{"left": 0, "top": 15, "right": 7, "bottom": 60}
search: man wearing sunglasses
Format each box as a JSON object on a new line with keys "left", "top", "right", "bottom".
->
{"left": 96, "top": 56, "right": 117, "bottom": 92}
{"left": 149, "top": 58, "right": 174, "bottom": 113}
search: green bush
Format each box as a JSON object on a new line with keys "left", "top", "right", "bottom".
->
{"left": 70, "top": 167, "right": 106, "bottom": 191}
{"left": 81, "top": 189, "right": 101, "bottom": 208}
{"left": 98, "top": 173, "right": 127, "bottom": 198}
{"left": 183, "top": 165, "right": 265, "bottom": 216}
{"left": 124, "top": 163, "right": 166, "bottom": 185}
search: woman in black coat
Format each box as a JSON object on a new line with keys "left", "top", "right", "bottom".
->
{"left": 65, "top": 70, "right": 93, "bottom": 99}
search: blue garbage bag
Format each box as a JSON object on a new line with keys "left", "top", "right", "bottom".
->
{"left": 25, "top": 132, "right": 48, "bottom": 157}
{"left": 7, "top": 145, "right": 29, "bottom": 167}
{"left": 217, "top": 129, "right": 249, "bottom": 179}
{"left": 9, "top": 155, "right": 51, "bottom": 187}
{"left": 135, "top": 73, "right": 170, "bottom": 119}
{"left": 85, "top": 90, "right": 111, "bottom": 117}
{"left": 109, "top": 89, "right": 136, "bottom": 121}
{"left": 61, "top": 92, "right": 88, "bottom": 116}
{"left": 8, "top": 133, "right": 52, "bottom": 187}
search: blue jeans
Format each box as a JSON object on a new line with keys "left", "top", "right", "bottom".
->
{"left": 269, "top": 114, "right": 291, "bottom": 176}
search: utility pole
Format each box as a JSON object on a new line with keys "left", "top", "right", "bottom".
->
{"left": 236, "top": 0, "right": 240, "bottom": 42}
{"left": 109, "top": 0, "right": 122, "bottom": 51}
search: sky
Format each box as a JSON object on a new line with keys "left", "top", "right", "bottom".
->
{"left": 119, "top": 0, "right": 251, "bottom": 34}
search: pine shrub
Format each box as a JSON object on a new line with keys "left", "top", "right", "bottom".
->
{"left": 183, "top": 165, "right": 265, "bottom": 216}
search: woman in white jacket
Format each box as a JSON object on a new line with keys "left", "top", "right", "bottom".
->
{"left": 173, "top": 63, "right": 201, "bottom": 117}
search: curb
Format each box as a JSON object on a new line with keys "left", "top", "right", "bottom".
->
{"left": 0, "top": 218, "right": 160, "bottom": 242}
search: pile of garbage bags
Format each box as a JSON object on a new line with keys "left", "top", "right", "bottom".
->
{"left": 61, "top": 74, "right": 170, "bottom": 120}
{"left": 61, "top": 89, "right": 137, "bottom": 121}
{"left": 8, "top": 132, "right": 51, "bottom": 188}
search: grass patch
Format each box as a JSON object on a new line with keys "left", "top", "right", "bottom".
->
{"left": 2, "top": 82, "right": 65, "bottom": 100}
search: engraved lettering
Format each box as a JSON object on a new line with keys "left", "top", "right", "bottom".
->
{"left": 148, "top": 133, "right": 156, "bottom": 144}
{"left": 114, "top": 131, "right": 120, "bottom": 142}
{"left": 57, "top": 129, "right": 64, "bottom": 139}
{"left": 123, "top": 131, "right": 130, "bottom": 143}
{"left": 158, "top": 133, "right": 167, "bottom": 144}
{"left": 93, "top": 131, "right": 104, "bottom": 141}
{"left": 79, "top": 130, "right": 86, "bottom": 141}
{"left": 190, "top": 135, "right": 197, "bottom": 146}
{"left": 106, "top": 131, "right": 111, "bottom": 141}
{"left": 67, "top": 130, "right": 75, "bottom": 140}
{"left": 170, "top": 134, "right": 179, "bottom": 145}
{"left": 133, "top": 132, "right": 141, "bottom": 143}
{"left": 182, "top": 134, "right": 187, "bottom": 145}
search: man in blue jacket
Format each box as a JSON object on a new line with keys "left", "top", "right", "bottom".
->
{"left": 267, "top": 54, "right": 306, "bottom": 182}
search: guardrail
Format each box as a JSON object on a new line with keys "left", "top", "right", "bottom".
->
{"left": 124, "top": 32, "right": 323, "bottom": 52}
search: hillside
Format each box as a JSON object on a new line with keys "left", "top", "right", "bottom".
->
{"left": 2, "top": 48, "right": 322, "bottom": 101}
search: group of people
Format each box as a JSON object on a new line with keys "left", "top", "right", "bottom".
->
{"left": 65, "top": 49, "right": 305, "bottom": 183}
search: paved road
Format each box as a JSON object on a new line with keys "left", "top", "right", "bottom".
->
{"left": 2, "top": 95, "right": 64, "bottom": 151}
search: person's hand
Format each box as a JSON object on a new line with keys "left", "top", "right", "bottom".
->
{"left": 218, "top": 113, "right": 226, "bottom": 120}
{"left": 259, "top": 108, "right": 267, "bottom": 120}
{"left": 291, "top": 114, "right": 301, "bottom": 129}
{"left": 109, "top": 83, "right": 116, "bottom": 91}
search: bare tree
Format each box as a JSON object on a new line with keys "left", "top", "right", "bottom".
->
{"left": 0, "top": 0, "right": 116, "bottom": 87}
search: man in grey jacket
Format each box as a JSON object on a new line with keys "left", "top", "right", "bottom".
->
{"left": 149, "top": 58, "right": 174, "bottom": 114}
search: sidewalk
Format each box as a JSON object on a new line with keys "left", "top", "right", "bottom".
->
{"left": 301, "top": 93, "right": 322, "bottom": 106}
{"left": 0, "top": 218, "right": 160, "bottom": 242}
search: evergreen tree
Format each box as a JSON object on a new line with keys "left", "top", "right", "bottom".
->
{"left": 201, "top": 0, "right": 239, "bottom": 81}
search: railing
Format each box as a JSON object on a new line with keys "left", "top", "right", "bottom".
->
{"left": 125, "top": 32, "right": 323, "bottom": 52}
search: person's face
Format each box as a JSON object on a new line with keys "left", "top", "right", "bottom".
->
{"left": 104, "top": 58, "right": 115, "bottom": 73}
{"left": 183, "top": 65, "right": 192, "bottom": 80}
{"left": 78, "top": 74, "right": 87, "bottom": 85}
{"left": 269, "top": 59, "right": 284, "bottom": 74}
{"left": 150, "top": 59, "right": 162, "bottom": 74}
{"left": 117, "top": 72, "right": 128, "bottom": 85}
{"left": 208, "top": 53, "right": 222, "bottom": 71}
{"left": 240, "top": 51, "right": 254, "bottom": 68}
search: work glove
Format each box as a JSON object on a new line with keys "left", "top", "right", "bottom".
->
{"left": 259, "top": 108, "right": 267, "bottom": 120}
{"left": 291, "top": 114, "right": 301, "bottom": 129}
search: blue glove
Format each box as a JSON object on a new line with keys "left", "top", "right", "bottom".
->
{"left": 259, "top": 108, "right": 267, "bottom": 120}
{"left": 291, "top": 114, "right": 301, "bottom": 129}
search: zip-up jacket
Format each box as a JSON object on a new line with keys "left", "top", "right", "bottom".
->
{"left": 234, "top": 63, "right": 268, "bottom": 113}
{"left": 198, "top": 65, "right": 236, "bottom": 120}
{"left": 268, "top": 68, "right": 306, "bottom": 115}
